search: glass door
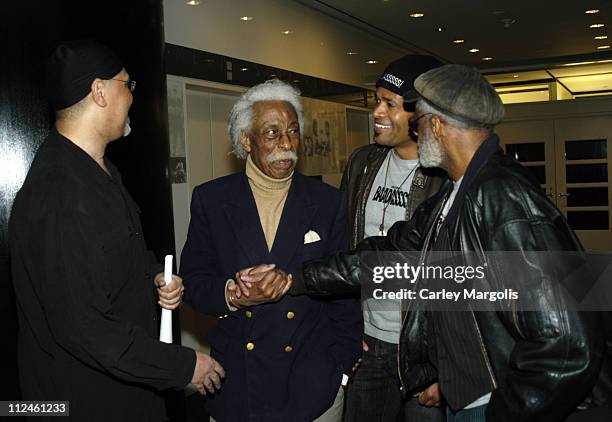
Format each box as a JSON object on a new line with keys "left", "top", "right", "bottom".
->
{"left": 497, "top": 120, "right": 556, "bottom": 200}
{"left": 554, "top": 117, "right": 612, "bottom": 251}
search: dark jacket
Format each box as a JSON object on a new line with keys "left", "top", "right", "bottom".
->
{"left": 180, "top": 171, "right": 362, "bottom": 422}
{"left": 291, "top": 134, "right": 612, "bottom": 422}
{"left": 340, "top": 143, "right": 446, "bottom": 248}
{"left": 10, "top": 129, "right": 195, "bottom": 422}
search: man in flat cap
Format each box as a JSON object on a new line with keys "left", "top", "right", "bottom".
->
{"left": 340, "top": 54, "right": 446, "bottom": 422}
{"left": 9, "top": 40, "right": 225, "bottom": 421}
{"left": 240, "top": 64, "right": 612, "bottom": 421}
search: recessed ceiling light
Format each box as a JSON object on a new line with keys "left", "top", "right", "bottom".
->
{"left": 585, "top": 9, "right": 600, "bottom": 14}
{"left": 469, "top": 48, "right": 480, "bottom": 53}
{"left": 409, "top": 12, "right": 424, "bottom": 18}
{"left": 482, "top": 57, "right": 494, "bottom": 61}
{"left": 281, "top": 30, "right": 294, "bottom": 35}
{"left": 597, "top": 45, "right": 611, "bottom": 49}
{"left": 240, "top": 16, "right": 254, "bottom": 21}
{"left": 453, "top": 39, "right": 465, "bottom": 44}
{"left": 186, "top": 0, "right": 200, "bottom": 5}
{"left": 595, "top": 35, "right": 608, "bottom": 40}
{"left": 241, "top": 67, "right": 249, "bottom": 72}
{"left": 366, "top": 60, "right": 379, "bottom": 64}
{"left": 347, "top": 51, "right": 358, "bottom": 55}
{"left": 590, "top": 23, "right": 605, "bottom": 28}
{"left": 436, "top": 27, "right": 445, "bottom": 32}
{"left": 513, "top": 74, "right": 519, "bottom": 78}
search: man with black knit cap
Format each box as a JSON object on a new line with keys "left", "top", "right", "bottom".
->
{"left": 341, "top": 55, "right": 446, "bottom": 422}
{"left": 9, "top": 40, "right": 225, "bottom": 421}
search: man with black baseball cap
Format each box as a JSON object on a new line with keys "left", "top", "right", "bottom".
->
{"left": 340, "top": 54, "right": 446, "bottom": 422}
{"left": 10, "top": 40, "right": 225, "bottom": 421}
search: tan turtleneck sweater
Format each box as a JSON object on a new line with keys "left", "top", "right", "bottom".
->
{"left": 245, "top": 155, "right": 293, "bottom": 251}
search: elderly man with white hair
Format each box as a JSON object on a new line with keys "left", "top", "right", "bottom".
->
{"left": 180, "top": 79, "right": 362, "bottom": 422}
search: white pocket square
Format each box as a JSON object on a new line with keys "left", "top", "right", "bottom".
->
{"left": 304, "top": 230, "right": 321, "bottom": 244}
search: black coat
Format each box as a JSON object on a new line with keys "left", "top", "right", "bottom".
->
{"left": 340, "top": 143, "right": 446, "bottom": 248}
{"left": 10, "top": 129, "right": 195, "bottom": 421}
{"left": 180, "top": 171, "right": 362, "bottom": 422}
{"left": 291, "top": 134, "right": 612, "bottom": 422}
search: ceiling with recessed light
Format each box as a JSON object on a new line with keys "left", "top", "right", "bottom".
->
{"left": 168, "top": 0, "right": 612, "bottom": 96}
{"left": 295, "top": 0, "right": 612, "bottom": 69}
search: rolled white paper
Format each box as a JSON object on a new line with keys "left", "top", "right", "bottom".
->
{"left": 159, "top": 255, "right": 174, "bottom": 343}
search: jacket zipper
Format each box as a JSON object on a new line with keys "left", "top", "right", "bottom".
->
{"left": 354, "top": 165, "right": 369, "bottom": 247}
{"left": 471, "top": 310, "right": 498, "bottom": 389}
{"left": 396, "top": 202, "right": 444, "bottom": 393}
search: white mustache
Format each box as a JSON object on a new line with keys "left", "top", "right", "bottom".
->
{"left": 266, "top": 150, "right": 298, "bottom": 164}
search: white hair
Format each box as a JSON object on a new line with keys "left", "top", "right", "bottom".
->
{"left": 415, "top": 98, "right": 474, "bottom": 130}
{"left": 228, "top": 79, "right": 304, "bottom": 159}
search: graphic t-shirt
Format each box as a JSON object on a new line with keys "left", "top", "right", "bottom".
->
{"left": 363, "top": 149, "right": 419, "bottom": 344}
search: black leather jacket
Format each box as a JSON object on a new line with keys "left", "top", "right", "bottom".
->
{"left": 292, "top": 134, "right": 612, "bottom": 422}
{"left": 340, "top": 143, "right": 446, "bottom": 248}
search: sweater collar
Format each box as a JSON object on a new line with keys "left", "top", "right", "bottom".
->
{"left": 245, "top": 154, "right": 293, "bottom": 191}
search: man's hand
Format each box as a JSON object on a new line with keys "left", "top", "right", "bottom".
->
{"left": 229, "top": 264, "right": 292, "bottom": 307}
{"left": 154, "top": 273, "right": 184, "bottom": 310}
{"left": 232, "top": 264, "right": 275, "bottom": 298}
{"left": 414, "top": 382, "right": 442, "bottom": 407}
{"left": 190, "top": 351, "right": 225, "bottom": 395}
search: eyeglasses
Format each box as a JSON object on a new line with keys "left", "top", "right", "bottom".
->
{"left": 408, "top": 113, "right": 433, "bottom": 137}
{"left": 260, "top": 127, "right": 300, "bottom": 145}
{"left": 109, "top": 78, "right": 137, "bottom": 92}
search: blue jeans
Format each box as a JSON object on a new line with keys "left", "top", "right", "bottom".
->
{"left": 446, "top": 405, "right": 487, "bottom": 422}
{"left": 343, "top": 334, "right": 446, "bottom": 422}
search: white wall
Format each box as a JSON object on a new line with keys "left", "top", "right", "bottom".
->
{"left": 163, "top": 0, "right": 407, "bottom": 87}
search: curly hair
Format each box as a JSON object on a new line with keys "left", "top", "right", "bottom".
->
{"left": 228, "top": 79, "right": 303, "bottom": 158}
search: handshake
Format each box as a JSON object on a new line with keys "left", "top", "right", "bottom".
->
{"left": 226, "top": 264, "right": 293, "bottom": 308}
{"left": 189, "top": 264, "right": 292, "bottom": 395}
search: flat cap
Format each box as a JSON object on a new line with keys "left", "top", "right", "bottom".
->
{"left": 414, "top": 64, "right": 504, "bottom": 127}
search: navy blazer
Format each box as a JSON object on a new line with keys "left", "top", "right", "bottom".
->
{"left": 180, "top": 171, "right": 363, "bottom": 422}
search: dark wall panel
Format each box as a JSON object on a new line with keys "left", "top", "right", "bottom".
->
{"left": 0, "top": 0, "right": 55, "bottom": 403}
{"left": 0, "top": 0, "right": 176, "bottom": 413}
{"left": 166, "top": 43, "right": 369, "bottom": 105}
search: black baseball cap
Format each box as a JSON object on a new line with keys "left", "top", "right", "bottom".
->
{"left": 376, "top": 55, "right": 444, "bottom": 112}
